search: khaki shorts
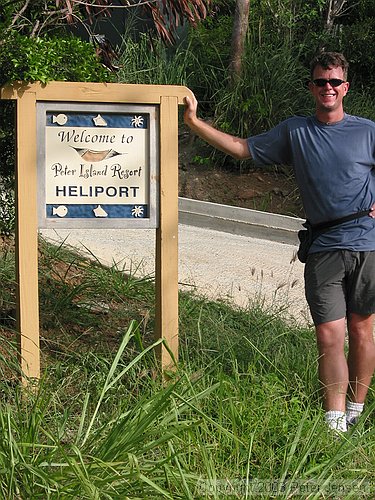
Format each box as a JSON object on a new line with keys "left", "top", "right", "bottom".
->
{"left": 304, "top": 250, "right": 375, "bottom": 325}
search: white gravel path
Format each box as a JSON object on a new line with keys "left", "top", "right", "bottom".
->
{"left": 41, "top": 224, "right": 311, "bottom": 325}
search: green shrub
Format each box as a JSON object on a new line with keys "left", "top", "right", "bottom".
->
{"left": 345, "top": 19, "right": 375, "bottom": 89}
{"left": 0, "top": 177, "right": 15, "bottom": 235}
{"left": 0, "top": 32, "right": 113, "bottom": 85}
{"left": 0, "top": 33, "right": 113, "bottom": 234}
{"left": 0, "top": 101, "right": 15, "bottom": 235}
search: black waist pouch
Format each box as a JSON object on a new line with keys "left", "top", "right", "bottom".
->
{"left": 297, "top": 209, "right": 370, "bottom": 264}
{"left": 297, "top": 222, "right": 313, "bottom": 263}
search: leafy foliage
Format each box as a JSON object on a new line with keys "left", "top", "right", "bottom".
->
{"left": 55, "top": 0, "right": 210, "bottom": 45}
{"left": 0, "top": 32, "right": 113, "bottom": 234}
{"left": 0, "top": 177, "right": 15, "bottom": 236}
{"left": 0, "top": 100, "right": 15, "bottom": 235}
{"left": 345, "top": 20, "right": 375, "bottom": 88}
{"left": 0, "top": 32, "right": 112, "bottom": 85}
{"left": 1, "top": 0, "right": 210, "bottom": 46}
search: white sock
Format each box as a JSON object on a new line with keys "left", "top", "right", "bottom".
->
{"left": 346, "top": 401, "right": 364, "bottom": 425}
{"left": 325, "top": 411, "right": 347, "bottom": 432}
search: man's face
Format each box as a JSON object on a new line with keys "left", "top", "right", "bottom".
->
{"left": 309, "top": 65, "right": 350, "bottom": 114}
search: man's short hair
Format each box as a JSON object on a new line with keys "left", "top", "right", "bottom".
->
{"left": 310, "top": 52, "right": 349, "bottom": 80}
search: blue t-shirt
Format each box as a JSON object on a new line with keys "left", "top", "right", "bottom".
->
{"left": 247, "top": 114, "right": 375, "bottom": 252}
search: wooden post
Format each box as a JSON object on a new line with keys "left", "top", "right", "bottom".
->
{"left": 15, "top": 91, "right": 40, "bottom": 382}
{"left": 155, "top": 96, "right": 179, "bottom": 370}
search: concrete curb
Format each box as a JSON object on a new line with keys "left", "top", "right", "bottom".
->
{"left": 178, "top": 197, "right": 303, "bottom": 245}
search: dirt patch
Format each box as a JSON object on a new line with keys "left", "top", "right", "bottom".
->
{"left": 178, "top": 131, "right": 305, "bottom": 219}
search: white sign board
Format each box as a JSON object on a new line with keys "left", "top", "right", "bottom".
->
{"left": 37, "top": 102, "right": 159, "bottom": 228}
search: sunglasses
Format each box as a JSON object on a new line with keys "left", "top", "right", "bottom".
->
{"left": 312, "top": 78, "right": 346, "bottom": 87}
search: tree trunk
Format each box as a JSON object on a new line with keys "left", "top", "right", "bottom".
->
{"left": 229, "top": 0, "right": 250, "bottom": 80}
{"left": 324, "top": 0, "right": 349, "bottom": 34}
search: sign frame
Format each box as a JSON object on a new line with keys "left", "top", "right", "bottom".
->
{"left": 0, "top": 81, "right": 193, "bottom": 383}
{"left": 37, "top": 101, "right": 159, "bottom": 229}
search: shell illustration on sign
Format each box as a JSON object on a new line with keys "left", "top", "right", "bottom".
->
{"left": 93, "top": 205, "right": 108, "bottom": 217}
{"left": 132, "top": 206, "right": 144, "bottom": 217}
{"left": 52, "top": 114, "right": 68, "bottom": 126}
{"left": 52, "top": 205, "right": 68, "bottom": 217}
{"left": 93, "top": 114, "right": 108, "bottom": 127}
{"left": 70, "top": 146, "right": 122, "bottom": 162}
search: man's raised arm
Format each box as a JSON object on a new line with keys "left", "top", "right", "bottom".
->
{"left": 184, "top": 95, "right": 251, "bottom": 161}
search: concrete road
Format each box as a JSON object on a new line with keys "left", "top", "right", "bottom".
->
{"left": 41, "top": 224, "right": 311, "bottom": 325}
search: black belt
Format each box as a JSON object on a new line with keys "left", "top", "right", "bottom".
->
{"left": 309, "top": 209, "right": 371, "bottom": 234}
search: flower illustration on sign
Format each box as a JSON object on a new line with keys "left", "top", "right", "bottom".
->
{"left": 131, "top": 115, "right": 144, "bottom": 128}
{"left": 132, "top": 206, "right": 144, "bottom": 218}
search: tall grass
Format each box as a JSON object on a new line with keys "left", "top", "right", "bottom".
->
{"left": 0, "top": 240, "right": 374, "bottom": 497}
{"left": 345, "top": 89, "right": 375, "bottom": 121}
{"left": 116, "top": 34, "right": 201, "bottom": 88}
{"left": 115, "top": 32, "right": 227, "bottom": 115}
{"left": 212, "top": 43, "right": 312, "bottom": 138}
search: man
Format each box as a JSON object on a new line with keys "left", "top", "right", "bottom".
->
{"left": 184, "top": 52, "right": 375, "bottom": 432}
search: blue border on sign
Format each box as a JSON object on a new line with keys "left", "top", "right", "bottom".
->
{"left": 46, "top": 112, "right": 148, "bottom": 129}
{"left": 46, "top": 204, "right": 148, "bottom": 219}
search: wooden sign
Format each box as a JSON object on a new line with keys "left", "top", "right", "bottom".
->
{"left": 0, "top": 81, "right": 192, "bottom": 383}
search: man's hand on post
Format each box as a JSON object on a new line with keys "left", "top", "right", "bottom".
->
{"left": 183, "top": 95, "right": 198, "bottom": 128}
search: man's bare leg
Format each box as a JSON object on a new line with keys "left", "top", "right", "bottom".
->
{"left": 347, "top": 313, "right": 375, "bottom": 403}
{"left": 316, "top": 318, "right": 348, "bottom": 412}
